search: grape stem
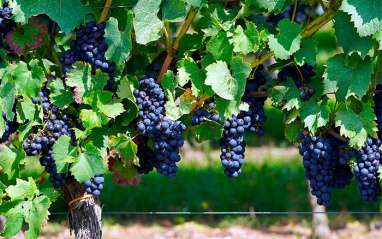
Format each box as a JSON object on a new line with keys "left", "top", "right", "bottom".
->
{"left": 291, "top": 0, "right": 298, "bottom": 22}
{"left": 98, "top": 0, "right": 113, "bottom": 24}
{"left": 163, "top": 22, "right": 173, "bottom": 57}
{"left": 326, "top": 129, "right": 348, "bottom": 143}
{"left": 157, "top": 7, "right": 199, "bottom": 83}
{"left": 42, "top": 35, "right": 62, "bottom": 75}
{"left": 250, "top": 10, "right": 336, "bottom": 69}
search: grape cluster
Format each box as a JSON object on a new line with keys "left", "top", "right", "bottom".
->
{"left": 298, "top": 133, "right": 339, "bottom": 206}
{"left": 1, "top": 103, "right": 19, "bottom": 143}
{"left": 84, "top": 174, "right": 104, "bottom": 196}
{"left": 241, "top": 65, "right": 268, "bottom": 136}
{"left": 59, "top": 21, "right": 115, "bottom": 89}
{"left": 0, "top": 0, "right": 15, "bottom": 49}
{"left": 191, "top": 103, "right": 221, "bottom": 126}
{"left": 135, "top": 144, "right": 157, "bottom": 175}
{"left": 220, "top": 116, "right": 246, "bottom": 178}
{"left": 23, "top": 87, "right": 73, "bottom": 188}
{"left": 354, "top": 136, "right": 382, "bottom": 203}
{"left": 267, "top": 4, "right": 309, "bottom": 25}
{"left": 134, "top": 71, "right": 187, "bottom": 178}
{"left": 374, "top": 84, "right": 382, "bottom": 140}
{"left": 278, "top": 64, "right": 316, "bottom": 101}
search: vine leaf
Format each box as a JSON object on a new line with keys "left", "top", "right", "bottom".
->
{"left": 13, "top": 60, "right": 46, "bottom": 98}
{"left": 300, "top": 97, "right": 331, "bottom": 135}
{"left": 161, "top": 0, "right": 187, "bottom": 22}
{"left": 232, "top": 22, "right": 260, "bottom": 55}
{"left": 293, "top": 38, "right": 318, "bottom": 65}
{"left": 16, "top": 0, "right": 91, "bottom": 34}
{"left": 0, "top": 178, "right": 51, "bottom": 239}
{"left": 66, "top": 62, "right": 108, "bottom": 103}
{"left": 250, "top": 0, "right": 293, "bottom": 13}
{"left": 165, "top": 93, "right": 191, "bottom": 120}
{"left": 0, "top": 74, "right": 16, "bottom": 121}
{"left": 52, "top": 135, "right": 77, "bottom": 173}
{"left": 335, "top": 101, "right": 378, "bottom": 149}
{"left": 182, "top": 0, "right": 208, "bottom": 7}
{"left": 285, "top": 120, "right": 305, "bottom": 143}
{"left": 17, "top": 97, "right": 39, "bottom": 122}
{"left": 108, "top": 156, "right": 141, "bottom": 186}
{"left": 47, "top": 78, "right": 74, "bottom": 109}
{"left": 192, "top": 120, "right": 224, "bottom": 143}
{"left": 323, "top": 53, "right": 373, "bottom": 102}
{"left": 374, "top": 31, "right": 382, "bottom": 50}
{"left": 205, "top": 61, "right": 233, "bottom": 100}
{"left": 0, "top": 135, "right": 25, "bottom": 180}
{"left": 70, "top": 143, "right": 104, "bottom": 183}
{"left": 206, "top": 32, "right": 234, "bottom": 63}
{"left": 104, "top": 13, "right": 133, "bottom": 66}
{"left": 5, "top": 17, "right": 47, "bottom": 55}
{"left": 268, "top": 79, "right": 303, "bottom": 111}
{"left": 162, "top": 70, "right": 179, "bottom": 97}
{"left": 333, "top": 12, "right": 375, "bottom": 59}
{"left": 268, "top": 19, "right": 302, "bottom": 60}
{"left": 109, "top": 133, "right": 138, "bottom": 165}
{"left": 133, "top": 0, "right": 162, "bottom": 45}
{"left": 340, "top": 0, "right": 382, "bottom": 37}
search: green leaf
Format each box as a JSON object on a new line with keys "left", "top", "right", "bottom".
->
{"left": 268, "top": 79, "right": 303, "bottom": 111}
{"left": 193, "top": 120, "right": 224, "bottom": 143}
{"left": 293, "top": 38, "right": 318, "bottom": 65}
{"left": 5, "top": 17, "right": 47, "bottom": 55}
{"left": 268, "top": 19, "right": 302, "bottom": 60}
{"left": 52, "top": 135, "right": 77, "bottom": 173}
{"left": 66, "top": 62, "right": 108, "bottom": 103}
{"left": 232, "top": 22, "right": 260, "bottom": 55}
{"left": 87, "top": 126, "right": 112, "bottom": 158}
{"left": 0, "top": 178, "right": 51, "bottom": 239}
{"left": 231, "top": 56, "right": 252, "bottom": 102}
{"left": 250, "top": 0, "right": 293, "bottom": 12}
{"left": 177, "top": 33, "right": 204, "bottom": 57}
{"left": 17, "top": 97, "right": 38, "bottom": 122}
{"left": 176, "top": 58, "right": 208, "bottom": 97}
{"left": 165, "top": 94, "right": 191, "bottom": 120}
{"left": 323, "top": 53, "right": 373, "bottom": 101}
{"left": 205, "top": 61, "right": 234, "bottom": 100}
{"left": 84, "top": 91, "right": 125, "bottom": 119}
{"left": 0, "top": 75, "right": 16, "bottom": 120}
{"left": 162, "top": 0, "right": 187, "bottom": 22}
{"left": 47, "top": 78, "right": 74, "bottom": 109}
{"left": 206, "top": 32, "right": 234, "bottom": 63}
{"left": 333, "top": 12, "right": 375, "bottom": 59}
{"left": 117, "top": 75, "right": 138, "bottom": 102}
{"left": 285, "top": 120, "right": 304, "bottom": 143}
{"left": 13, "top": 60, "right": 46, "bottom": 97}
{"left": 335, "top": 101, "right": 378, "bottom": 149}
{"left": 71, "top": 143, "right": 104, "bottom": 183}
{"left": 121, "top": 100, "right": 139, "bottom": 127}
{"left": 133, "top": 0, "right": 162, "bottom": 45}
{"left": 340, "top": 0, "right": 382, "bottom": 37}
{"left": 162, "top": 70, "right": 179, "bottom": 97}
{"left": 0, "top": 137, "right": 25, "bottom": 180}
{"left": 374, "top": 31, "right": 382, "bottom": 50}
{"left": 215, "top": 97, "right": 240, "bottom": 122}
{"left": 17, "top": 0, "right": 91, "bottom": 34}
{"left": 104, "top": 13, "right": 133, "bottom": 65}
{"left": 300, "top": 97, "right": 331, "bottom": 134}
{"left": 79, "top": 109, "right": 109, "bottom": 131}
{"left": 109, "top": 134, "right": 138, "bottom": 163}
{"left": 182, "top": 0, "right": 207, "bottom": 7}
{"left": 40, "top": 188, "right": 60, "bottom": 202}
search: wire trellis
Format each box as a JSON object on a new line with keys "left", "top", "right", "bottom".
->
{"left": 49, "top": 211, "right": 382, "bottom": 215}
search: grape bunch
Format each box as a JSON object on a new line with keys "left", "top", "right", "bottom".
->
{"left": 374, "top": 84, "right": 382, "bottom": 140}
{"left": 298, "top": 133, "right": 339, "bottom": 206}
{"left": 330, "top": 146, "right": 355, "bottom": 189}
{"left": 241, "top": 65, "right": 268, "bottom": 136}
{"left": 192, "top": 103, "right": 221, "bottom": 126}
{"left": 0, "top": 0, "right": 15, "bottom": 49}
{"left": 59, "top": 21, "right": 116, "bottom": 89}
{"left": 220, "top": 116, "right": 246, "bottom": 178}
{"left": 354, "top": 136, "right": 382, "bottom": 203}
{"left": 84, "top": 174, "right": 104, "bottom": 196}
{"left": 23, "top": 87, "right": 73, "bottom": 188}
{"left": 135, "top": 144, "right": 157, "bottom": 175}
{"left": 1, "top": 103, "right": 19, "bottom": 143}
{"left": 278, "top": 64, "right": 316, "bottom": 101}
{"left": 266, "top": 4, "right": 309, "bottom": 25}
{"left": 134, "top": 71, "right": 187, "bottom": 178}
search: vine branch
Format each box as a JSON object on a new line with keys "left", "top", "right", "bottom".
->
{"left": 157, "top": 7, "right": 199, "bottom": 83}
{"left": 98, "top": 0, "right": 113, "bottom": 23}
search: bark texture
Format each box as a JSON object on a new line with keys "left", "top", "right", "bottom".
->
{"left": 62, "top": 178, "right": 102, "bottom": 239}
{"left": 307, "top": 183, "right": 332, "bottom": 239}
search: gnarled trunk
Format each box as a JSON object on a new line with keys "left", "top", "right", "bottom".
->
{"left": 62, "top": 178, "right": 102, "bottom": 239}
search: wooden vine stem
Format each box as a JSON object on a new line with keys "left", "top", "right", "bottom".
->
{"left": 62, "top": 178, "right": 102, "bottom": 239}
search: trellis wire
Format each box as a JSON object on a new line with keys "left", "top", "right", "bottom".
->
{"left": 49, "top": 211, "right": 382, "bottom": 215}
{"left": 90, "top": 0, "right": 237, "bottom": 9}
